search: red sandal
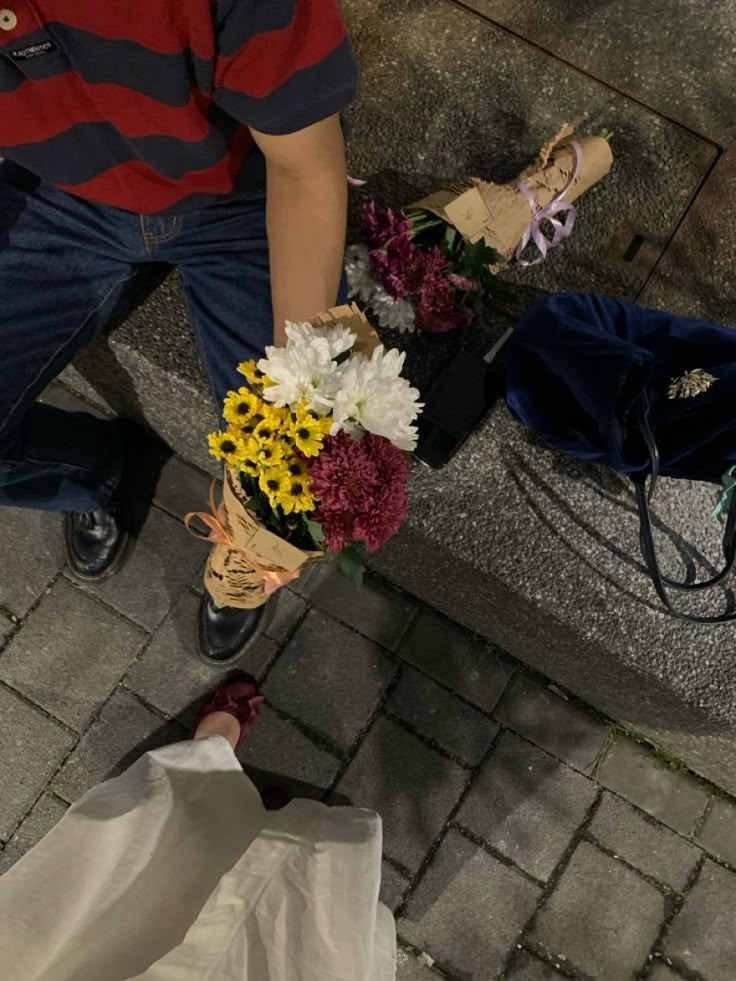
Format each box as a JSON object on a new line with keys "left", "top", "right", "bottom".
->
{"left": 192, "top": 676, "right": 265, "bottom": 751}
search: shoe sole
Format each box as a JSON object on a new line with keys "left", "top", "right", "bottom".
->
{"left": 64, "top": 528, "right": 134, "bottom": 584}
{"left": 196, "top": 596, "right": 276, "bottom": 669}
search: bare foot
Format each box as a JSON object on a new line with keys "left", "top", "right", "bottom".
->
{"left": 194, "top": 711, "right": 241, "bottom": 751}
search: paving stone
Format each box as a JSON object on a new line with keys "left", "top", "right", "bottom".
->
{"left": 665, "top": 859, "right": 736, "bottom": 979}
{"left": 597, "top": 737, "right": 709, "bottom": 835}
{"left": 381, "top": 859, "right": 410, "bottom": 913}
{"left": 399, "top": 610, "right": 514, "bottom": 713}
{"left": 588, "top": 792, "right": 700, "bottom": 891}
{"left": 54, "top": 689, "right": 183, "bottom": 802}
{"left": 72, "top": 506, "right": 208, "bottom": 631}
{"left": 125, "top": 591, "right": 278, "bottom": 724}
{"left": 495, "top": 673, "right": 608, "bottom": 774}
{"left": 399, "top": 828, "right": 541, "bottom": 977}
{"left": 287, "top": 565, "right": 317, "bottom": 597}
{"left": 0, "top": 508, "right": 64, "bottom": 618}
{"left": 302, "top": 565, "right": 417, "bottom": 651}
{"left": 0, "top": 580, "right": 146, "bottom": 730}
{"left": 696, "top": 797, "right": 736, "bottom": 866}
{"left": 338, "top": 718, "right": 468, "bottom": 873}
{"left": 387, "top": 667, "right": 498, "bottom": 765}
{"left": 237, "top": 704, "right": 341, "bottom": 798}
{"left": 264, "top": 610, "right": 396, "bottom": 753}
{"left": 151, "top": 454, "right": 212, "bottom": 522}
{"left": 457, "top": 731, "right": 596, "bottom": 882}
{"left": 532, "top": 842, "right": 665, "bottom": 981}
{"left": 190, "top": 560, "right": 206, "bottom": 594}
{"left": 0, "top": 794, "right": 68, "bottom": 875}
{"left": 395, "top": 947, "right": 444, "bottom": 980}
{"left": 507, "top": 950, "right": 567, "bottom": 980}
{"left": 0, "top": 686, "right": 74, "bottom": 839}
{"left": 263, "top": 589, "right": 308, "bottom": 644}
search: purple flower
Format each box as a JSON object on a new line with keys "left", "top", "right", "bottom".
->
{"left": 361, "top": 201, "right": 419, "bottom": 300}
{"left": 361, "top": 200, "right": 413, "bottom": 248}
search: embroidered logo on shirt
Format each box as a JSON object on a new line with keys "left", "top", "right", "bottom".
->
{"left": 10, "top": 40, "right": 57, "bottom": 61}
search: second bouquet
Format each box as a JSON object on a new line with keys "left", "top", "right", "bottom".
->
{"left": 187, "top": 305, "right": 422, "bottom": 608}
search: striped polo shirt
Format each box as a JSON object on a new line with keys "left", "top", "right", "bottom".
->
{"left": 0, "top": 1, "right": 358, "bottom": 215}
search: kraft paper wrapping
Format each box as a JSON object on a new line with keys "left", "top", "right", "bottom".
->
{"left": 201, "top": 304, "right": 380, "bottom": 608}
{"left": 204, "top": 468, "right": 322, "bottom": 610}
{"left": 412, "top": 120, "right": 613, "bottom": 263}
{"left": 310, "top": 302, "right": 383, "bottom": 355}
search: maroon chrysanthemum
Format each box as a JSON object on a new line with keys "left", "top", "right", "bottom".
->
{"left": 308, "top": 431, "right": 409, "bottom": 553}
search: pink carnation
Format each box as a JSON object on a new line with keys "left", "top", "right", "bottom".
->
{"left": 309, "top": 431, "right": 409, "bottom": 553}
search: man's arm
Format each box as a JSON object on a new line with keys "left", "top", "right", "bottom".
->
{"left": 251, "top": 114, "right": 348, "bottom": 347}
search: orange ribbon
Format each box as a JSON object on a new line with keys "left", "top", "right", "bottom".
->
{"left": 184, "top": 482, "right": 301, "bottom": 596}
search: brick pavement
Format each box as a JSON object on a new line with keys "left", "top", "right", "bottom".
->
{"left": 2, "top": 425, "right": 736, "bottom": 979}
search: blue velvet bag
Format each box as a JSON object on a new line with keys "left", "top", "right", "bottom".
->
{"left": 505, "top": 292, "right": 736, "bottom": 623}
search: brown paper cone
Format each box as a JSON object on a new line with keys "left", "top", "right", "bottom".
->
{"left": 412, "top": 120, "right": 613, "bottom": 263}
{"left": 203, "top": 469, "right": 322, "bottom": 610}
{"left": 310, "top": 302, "right": 383, "bottom": 355}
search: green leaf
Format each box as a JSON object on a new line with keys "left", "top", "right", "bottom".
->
{"left": 459, "top": 238, "right": 505, "bottom": 279}
{"left": 335, "top": 541, "right": 367, "bottom": 588}
{"left": 333, "top": 350, "right": 351, "bottom": 366}
{"left": 304, "top": 517, "right": 326, "bottom": 546}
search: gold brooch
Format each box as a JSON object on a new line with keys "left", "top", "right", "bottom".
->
{"left": 667, "top": 369, "right": 717, "bottom": 400}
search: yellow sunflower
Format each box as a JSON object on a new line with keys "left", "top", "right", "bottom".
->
{"left": 245, "top": 435, "right": 286, "bottom": 470}
{"left": 237, "top": 359, "right": 272, "bottom": 392}
{"left": 223, "top": 388, "right": 263, "bottom": 427}
{"left": 289, "top": 411, "right": 332, "bottom": 458}
{"left": 207, "top": 429, "right": 246, "bottom": 466}
{"left": 278, "top": 473, "right": 316, "bottom": 514}
{"left": 258, "top": 466, "right": 290, "bottom": 506}
{"left": 284, "top": 456, "right": 309, "bottom": 480}
{"left": 262, "top": 403, "right": 292, "bottom": 428}
{"left": 238, "top": 455, "right": 260, "bottom": 479}
{"left": 251, "top": 416, "right": 281, "bottom": 443}
{"left": 238, "top": 411, "right": 265, "bottom": 439}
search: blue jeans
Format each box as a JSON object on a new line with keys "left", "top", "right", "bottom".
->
{"left": 0, "top": 161, "right": 278, "bottom": 512}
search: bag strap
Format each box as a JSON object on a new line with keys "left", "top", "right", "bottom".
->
{"left": 634, "top": 480, "right": 736, "bottom": 623}
{"left": 633, "top": 401, "right": 736, "bottom": 622}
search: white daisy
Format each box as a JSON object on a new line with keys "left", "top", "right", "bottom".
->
{"left": 331, "top": 347, "right": 423, "bottom": 451}
{"left": 258, "top": 321, "right": 356, "bottom": 413}
{"left": 369, "top": 285, "right": 417, "bottom": 334}
{"left": 346, "top": 244, "right": 417, "bottom": 334}
{"left": 345, "top": 244, "right": 375, "bottom": 304}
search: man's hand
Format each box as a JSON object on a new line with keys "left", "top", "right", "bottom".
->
{"left": 251, "top": 115, "right": 348, "bottom": 347}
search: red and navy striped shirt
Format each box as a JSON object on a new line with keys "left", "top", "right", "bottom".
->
{"left": 0, "top": 0, "right": 358, "bottom": 215}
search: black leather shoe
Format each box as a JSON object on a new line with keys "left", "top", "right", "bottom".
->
{"left": 197, "top": 593, "right": 273, "bottom": 666}
{"left": 63, "top": 498, "right": 130, "bottom": 581}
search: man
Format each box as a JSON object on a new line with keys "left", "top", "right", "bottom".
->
{"left": 0, "top": 1, "right": 357, "bottom": 662}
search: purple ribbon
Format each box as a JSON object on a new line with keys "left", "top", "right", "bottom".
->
{"left": 514, "top": 140, "right": 583, "bottom": 267}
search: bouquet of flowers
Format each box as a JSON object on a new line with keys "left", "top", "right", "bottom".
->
{"left": 346, "top": 200, "right": 510, "bottom": 335}
{"left": 347, "top": 117, "right": 613, "bottom": 335}
{"left": 187, "top": 306, "right": 422, "bottom": 608}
